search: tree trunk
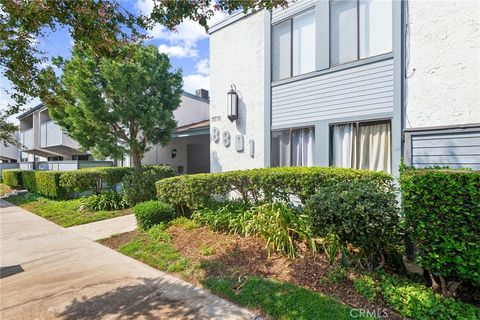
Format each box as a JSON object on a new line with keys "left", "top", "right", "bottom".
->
{"left": 131, "top": 151, "right": 142, "bottom": 171}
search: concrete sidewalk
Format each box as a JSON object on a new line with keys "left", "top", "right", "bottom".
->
{"left": 0, "top": 199, "right": 258, "bottom": 320}
{"left": 68, "top": 214, "right": 137, "bottom": 241}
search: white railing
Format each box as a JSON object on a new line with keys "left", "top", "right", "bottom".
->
{"left": 20, "top": 128, "right": 34, "bottom": 150}
{"left": 19, "top": 160, "right": 113, "bottom": 171}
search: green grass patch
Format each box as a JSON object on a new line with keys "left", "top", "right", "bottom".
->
{"left": 170, "top": 217, "right": 199, "bottom": 230}
{"left": 199, "top": 245, "right": 216, "bottom": 256}
{"left": 204, "top": 276, "right": 372, "bottom": 320}
{"left": 6, "top": 193, "right": 126, "bottom": 227}
{"left": 119, "top": 224, "right": 192, "bottom": 274}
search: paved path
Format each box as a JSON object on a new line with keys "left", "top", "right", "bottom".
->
{"left": 0, "top": 199, "right": 258, "bottom": 320}
{"left": 68, "top": 214, "right": 137, "bottom": 241}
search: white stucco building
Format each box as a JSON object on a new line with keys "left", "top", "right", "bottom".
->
{"left": 209, "top": 0, "right": 480, "bottom": 174}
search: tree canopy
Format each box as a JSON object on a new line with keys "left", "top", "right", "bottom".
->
{"left": 0, "top": 0, "right": 287, "bottom": 115}
{"left": 42, "top": 44, "right": 183, "bottom": 169}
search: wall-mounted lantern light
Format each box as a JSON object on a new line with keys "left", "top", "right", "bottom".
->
{"left": 171, "top": 148, "right": 177, "bottom": 159}
{"left": 227, "top": 84, "right": 238, "bottom": 122}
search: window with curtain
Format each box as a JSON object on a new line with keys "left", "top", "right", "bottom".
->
{"left": 330, "top": 0, "right": 392, "bottom": 66}
{"left": 272, "top": 9, "right": 316, "bottom": 81}
{"left": 331, "top": 121, "right": 391, "bottom": 172}
{"left": 272, "top": 127, "right": 315, "bottom": 167}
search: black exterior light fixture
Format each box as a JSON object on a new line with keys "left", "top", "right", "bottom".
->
{"left": 227, "top": 84, "right": 238, "bottom": 122}
{"left": 171, "top": 148, "right": 177, "bottom": 159}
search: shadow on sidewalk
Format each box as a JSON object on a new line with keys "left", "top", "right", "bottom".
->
{"left": 57, "top": 277, "right": 248, "bottom": 320}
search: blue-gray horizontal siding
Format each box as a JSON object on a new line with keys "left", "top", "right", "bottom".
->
{"left": 411, "top": 131, "right": 480, "bottom": 170}
{"left": 271, "top": 58, "right": 394, "bottom": 127}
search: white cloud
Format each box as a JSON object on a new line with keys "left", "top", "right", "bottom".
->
{"left": 195, "top": 59, "right": 210, "bottom": 75}
{"left": 183, "top": 74, "right": 209, "bottom": 94}
{"left": 158, "top": 44, "right": 198, "bottom": 58}
{"left": 136, "top": 0, "right": 227, "bottom": 56}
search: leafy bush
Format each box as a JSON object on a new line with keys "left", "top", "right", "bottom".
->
{"left": 122, "top": 165, "right": 175, "bottom": 206}
{"left": 192, "top": 200, "right": 250, "bottom": 233}
{"left": 3, "top": 169, "right": 23, "bottom": 189}
{"left": 244, "top": 202, "right": 316, "bottom": 258}
{"left": 80, "top": 192, "right": 127, "bottom": 211}
{"left": 194, "top": 201, "right": 315, "bottom": 258}
{"left": 380, "top": 274, "right": 480, "bottom": 320}
{"left": 133, "top": 200, "right": 175, "bottom": 230}
{"left": 21, "top": 170, "right": 37, "bottom": 192}
{"left": 354, "top": 275, "right": 378, "bottom": 301}
{"left": 156, "top": 166, "right": 392, "bottom": 212}
{"left": 60, "top": 167, "right": 133, "bottom": 194}
{"left": 400, "top": 168, "right": 480, "bottom": 297}
{"left": 304, "top": 179, "right": 401, "bottom": 270}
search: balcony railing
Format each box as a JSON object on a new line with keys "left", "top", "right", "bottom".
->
{"left": 20, "top": 128, "right": 34, "bottom": 150}
{"left": 40, "top": 121, "right": 63, "bottom": 148}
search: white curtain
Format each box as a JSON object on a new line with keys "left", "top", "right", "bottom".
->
{"left": 358, "top": 122, "right": 391, "bottom": 172}
{"left": 332, "top": 123, "right": 356, "bottom": 168}
{"left": 291, "top": 128, "right": 315, "bottom": 167}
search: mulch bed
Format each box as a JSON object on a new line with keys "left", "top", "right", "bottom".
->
{"left": 168, "top": 225, "right": 402, "bottom": 319}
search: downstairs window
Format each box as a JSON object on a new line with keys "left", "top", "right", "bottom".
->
{"left": 272, "top": 127, "right": 315, "bottom": 167}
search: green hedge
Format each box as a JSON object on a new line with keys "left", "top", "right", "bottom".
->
{"left": 60, "top": 167, "right": 133, "bottom": 194}
{"left": 35, "top": 171, "right": 68, "bottom": 198}
{"left": 156, "top": 167, "right": 392, "bottom": 212}
{"left": 133, "top": 200, "right": 175, "bottom": 230}
{"left": 22, "top": 171, "right": 37, "bottom": 193}
{"left": 400, "top": 168, "right": 480, "bottom": 289}
{"left": 2, "top": 169, "right": 23, "bottom": 189}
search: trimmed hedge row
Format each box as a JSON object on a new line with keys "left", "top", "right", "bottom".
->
{"left": 400, "top": 168, "right": 480, "bottom": 294}
{"left": 2, "top": 169, "right": 23, "bottom": 189}
{"left": 60, "top": 167, "right": 133, "bottom": 194}
{"left": 3, "top": 167, "right": 132, "bottom": 198}
{"left": 3, "top": 169, "right": 67, "bottom": 198}
{"left": 156, "top": 167, "right": 393, "bottom": 212}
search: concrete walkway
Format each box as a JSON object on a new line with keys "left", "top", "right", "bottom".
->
{"left": 0, "top": 199, "right": 258, "bottom": 320}
{"left": 68, "top": 214, "right": 137, "bottom": 241}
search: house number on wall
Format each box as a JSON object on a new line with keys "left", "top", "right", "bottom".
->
{"left": 212, "top": 127, "right": 220, "bottom": 143}
{"left": 222, "top": 130, "right": 231, "bottom": 147}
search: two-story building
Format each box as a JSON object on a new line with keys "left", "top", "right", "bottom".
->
{"left": 209, "top": 0, "right": 480, "bottom": 174}
{"left": 14, "top": 90, "right": 211, "bottom": 172}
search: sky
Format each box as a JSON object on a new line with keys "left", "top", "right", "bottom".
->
{"left": 0, "top": 0, "right": 227, "bottom": 122}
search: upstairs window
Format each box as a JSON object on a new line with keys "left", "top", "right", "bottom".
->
{"left": 330, "top": 0, "right": 392, "bottom": 66}
{"left": 272, "top": 9, "right": 316, "bottom": 81}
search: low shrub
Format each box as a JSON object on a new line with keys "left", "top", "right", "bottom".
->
{"left": 245, "top": 202, "right": 316, "bottom": 258}
{"left": 354, "top": 275, "right": 378, "bottom": 301}
{"left": 380, "top": 274, "right": 480, "bottom": 320}
{"left": 193, "top": 201, "right": 315, "bottom": 258}
{"left": 192, "top": 200, "right": 250, "bottom": 233}
{"left": 60, "top": 167, "right": 133, "bottom": 194}
{"left": 80, "top": 192, "right": 127, "bottom": 211}
{"left": 21, "top": 170, "right": 37, "bottom": 193}
{"left": 34, "top": 171, "right": 68, "bottom": 198}
{"left": 122, "top": 165, "right": 175, "bottom": 206}
{"left": 3, "top": 169, "right": 23, "bottom": 189}
{"left": 133, "top": 200, "right": 175, "bottom": 230}
{"left": 400, "top": 168, "right": 480, "bottom": 297}
{"left": 156, "top": 166, "right": 392, "bottom": 213}
{"left": 304, "top": 179, "right": 401, "bottom": 270}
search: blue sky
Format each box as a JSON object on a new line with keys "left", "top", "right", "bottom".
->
{"left": 0, "top": 0, "right": 226, "bottom": 120}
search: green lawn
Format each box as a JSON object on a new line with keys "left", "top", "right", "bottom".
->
{"left": 6, "top": 193, "right": 128, "bottom": 227}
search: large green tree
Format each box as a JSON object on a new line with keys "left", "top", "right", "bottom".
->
{"left": 0, "top": 0, "right": 287, "bottom": 115}
{"left": 42, "top": 44, "right": 183, "bottom": 170}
